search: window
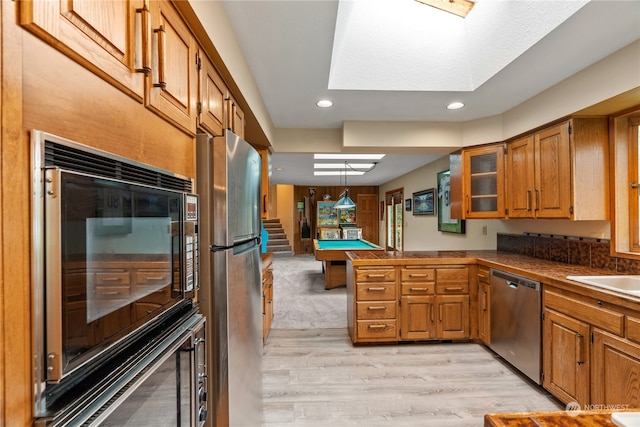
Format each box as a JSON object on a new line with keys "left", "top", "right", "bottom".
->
{"left": 612, "top": 110, "right": 640, "bottom": 257}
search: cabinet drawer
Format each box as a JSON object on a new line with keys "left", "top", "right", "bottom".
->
{"left": 356, "top": 301, "right": 396, "bottom": 320}
{"left": 137, "top": 285, "right": 171, "bottom": 304}
{"left": 135, "top": 269, "right": 171, "bottom": 285}
{"left": 355, "top": 268, "right": 396, "bottom": 282}
{"left": 401, "top": 268, "right": 435, "bottom": 282}
{"left": 401, "top": 283, "right": 435, "bottom": 295}
{"left": 356, "top": 320, "right": 397, "bottom": 340}
{"left": 477, "top": 267, "right": 490, "bottom": 285}
{"left": 544, "top": 290, "right": 624, "bottom": 336}
{"left": 436, "top": 282, "right": 469, "bottom": 294}
{"left": 95, "top": 285, "right": 131, "bottom": 299}
{"left": 356, "top": 283, "right": 396, "bottom": 301}
{"left": 95, "top": 271, "right": 131, "bottom": 286}
{"left": 627, "top": 316, "right": 640, "bottom": 345}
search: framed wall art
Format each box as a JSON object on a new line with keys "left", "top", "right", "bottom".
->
{"left": 437, "top": 170, "right": 465, "bottom": 234}
{"left": 412, "top": 188, "right": 435, "bottom": 216}
{"left": 405, "top": 198, "right": 412, "bottom": 212}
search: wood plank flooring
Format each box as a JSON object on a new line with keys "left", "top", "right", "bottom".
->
{"left": 263, "top": 257, "right": 562, "bottom": 426}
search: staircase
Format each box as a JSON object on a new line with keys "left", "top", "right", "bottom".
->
{"left": 263, "top": 219, "right": 294, "bottom": 257}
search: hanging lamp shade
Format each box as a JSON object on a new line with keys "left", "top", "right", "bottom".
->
{"left": 334, "top": 189, "right": 356, "bottom": 209}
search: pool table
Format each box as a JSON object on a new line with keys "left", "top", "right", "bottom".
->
{"left": 313, "top": 239, "right": 384, "bottom": 289}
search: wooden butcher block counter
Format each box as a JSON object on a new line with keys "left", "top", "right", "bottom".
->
{"left": 485, "top": 409, "right": 639, "bottom": 426}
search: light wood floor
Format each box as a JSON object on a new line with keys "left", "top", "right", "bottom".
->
{"left": 263, "top": 257, "right": 562, "bottom": 426}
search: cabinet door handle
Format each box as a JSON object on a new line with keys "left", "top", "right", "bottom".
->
{"left": 439, "top": 305, "right": 443, "bottom": 322}
{"left": 430, "top": 305, "right": 434, "bottom": 323}
{"left": 482, "top": 291, "right": 487, "bottom": 311}
{"left": 367, "top": 306, "right": 387, "bottom": 311}
{"left": 366, "top": 287, "right": 386, "bottom": 291}
{"left": 367, "top": 324, "right": 387, "bottom": 330}
{"left": 527, "top": 190, "right": 532, "bottom": 211}
{"left": 135, "top": 5, "right": 151, "bottom": 75}
{"left": 534, "top": 189, "right": 540, "bottom": 212}
{"left": 153, "top": 25, "right": 167, "bottom": 89}
{"left": 577, "top": 333, "right": 585, "bottom": 365}
{"left": 466, "top": 194, "right": 470, "bottom": 214}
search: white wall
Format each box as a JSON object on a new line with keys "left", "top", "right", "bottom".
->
{"left": 380, "top": 156, "right": 501, "bottom": 251}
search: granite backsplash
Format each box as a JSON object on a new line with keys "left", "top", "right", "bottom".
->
{"left": 496, "top": 233, "right": 640, "bottom": 274}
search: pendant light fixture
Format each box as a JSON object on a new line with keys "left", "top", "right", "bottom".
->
{"left": 334, "top": 161, "right": 356, "bottom": 210}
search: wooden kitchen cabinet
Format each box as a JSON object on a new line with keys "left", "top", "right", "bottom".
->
{"left": 197, "top": 49, "right": 227, "bottom": 136}
{"left": 506, "top": 118, "right": 609, "bottom": 220}
{"left": 461, "top": 144, "right": 506, "bottom": 218}
{"left": 477, "top": 266, "right": 491, "bottom": 346}
{"left": 147, "top": 0, "right": 198, "bottom": 135}
{"left": 19, "top": 0, "right": 147, "bottom": 102}
{"left": 395, "top": 266, "right": 470, "bottom": 342}
{"left": 347, "top": 266, "right": 398, "bottom": 343}
{"left": 591, "top": 329, "right": 640, "bottom": 407}
{"left": 262, "top": 253, "right": 274, "bottom": 344}
{"left": 258, "top": 148, "right": 272, "bottom": 220}
{"left": 226, "top": 94, "right": 245, "bottom": 139}
{"left": 543, "top": 308, "right": 591, "bottom": 405}
{"left": 542, "top": 286, "right": 640, "bottom": 407}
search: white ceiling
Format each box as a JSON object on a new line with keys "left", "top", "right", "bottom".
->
{"left": 220, "top": 0, "right": 640, "bottom": 186}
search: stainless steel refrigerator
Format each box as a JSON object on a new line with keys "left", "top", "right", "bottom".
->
{"left": 196, "top": 131, "right": 263, "bottom": 427}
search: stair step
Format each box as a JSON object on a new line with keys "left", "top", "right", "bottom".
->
{"left": 267, "top": 244, "right": 292, "bottom": 252}
{"left": 272, "top": 251, "right": 294, "bottom": 257}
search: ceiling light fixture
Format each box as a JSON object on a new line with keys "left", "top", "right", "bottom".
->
{"left": 334, "top": 161, "right": 356, "bottom": 210}
{"left": 314, "top": 170, "right": 365, "bottom": 176}
{"left": 447, "top": 102, "right": 465, "bottom": 110}
{"left": 316, "top": 99, "right": 333, "bottom": 108}
{"left": 314, "top": 153, "right": 386, "bottom": 160}
{"left": 414, "top": 0, "right": 475, "bottom": 18}
{"left": 314, "top": 163, "right": 375, "bottom": 169}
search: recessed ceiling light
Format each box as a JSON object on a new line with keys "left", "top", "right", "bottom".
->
{"left": 316, "top": 99, "right": 333, "bottom": 108}
{"left": 275, "top": 167, "right": 284, "bottom": 171}
{"left": 447, "top": 102, "right": 465, "bottom": 110}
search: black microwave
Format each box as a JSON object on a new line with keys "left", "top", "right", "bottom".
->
{"left": 31, "top": 130, "right": 199, "bottom": 414}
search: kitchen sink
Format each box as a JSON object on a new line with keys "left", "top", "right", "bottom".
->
{"left": 566, "top": 275, "right": 640, "bottom": 297}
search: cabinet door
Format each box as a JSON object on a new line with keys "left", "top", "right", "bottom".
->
{"left": 198, "top": 51, "right": 227, "bottom": 136}
{"left": 20, "top": 0, "right": 146, "bottom": 101}
{"left": 400, "top": 296, "right": 435, "bottom": 340}
{"left": 543, "top": 309, "right": 590, "bottom": 405}
{"left": 258, "top": 149, "right": 271, "bottom": 219}
{"left": 534, "top": 122, "right": 572, "bottom": 218}
{"left": 592, "top": 329, "right": 640, "bottom": 407}
{"left": 436, "top": 295, "right": 469, "bottom": 339}
{"left": 478, "top": 281, "right": 490, "bottom": 346}
{"left": 356, "top": 194, "right": 379, "bottom": 245}
{"left": 506, "top": 136, "right": 535, "bottom": 218}
{"left": 147, "top": 0, "right": 197, "bottom": 135}
{"left": 227, "top": 95, "right": 245, "bottom": 139}
{"left": 463, "top": 145, "right": 505, "bottom": 218}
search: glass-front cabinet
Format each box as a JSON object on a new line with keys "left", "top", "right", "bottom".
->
{"left": 462, "top": 144, "right": 505, "bottom": 218}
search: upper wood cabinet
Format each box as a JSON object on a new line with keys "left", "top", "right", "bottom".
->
{"left": 506, "top": 118, "right": 609, "bottom": 220}
{"left": 146, "top": 0, "right": 197, "bottom": 135}
{"left": 19, "top": 0, "right": 146, "bottom": 101}
{"left": 197, "top": 50, "right": 227, "bottom": 136}
{"left": 226, "top": 94, "right": 245, "bottom": 139}
{"left": 454, "top": 144, "right": 506, "bottom": 219}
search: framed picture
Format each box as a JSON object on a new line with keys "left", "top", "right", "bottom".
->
{"left": 344, "top": 228, "right": 362, "bottom": 240}
{"left": 380, "top": 201, "right": 385, "bottom": 221}
{"left": 412, "top": 188, "right": 435, "bottom": 216}
{"left": 437, "top": 170, "right": 466, "bottom": 234}
{"left": 319, "top": 227, "right": 341, "bottom": 240}
{"left": 405, "top": 198, "right": 412, "bottom": 211}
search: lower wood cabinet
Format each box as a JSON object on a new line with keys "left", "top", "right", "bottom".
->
{"left": 543, "top": 286, "right": 640, "bottom": 407}
{"left": 348, "top": 263, "right": 470, "bottom": 344}
{"left": 262, "top": 254, "right": 274, "bottom": 345}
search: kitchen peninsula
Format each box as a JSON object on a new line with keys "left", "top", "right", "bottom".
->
{"left": 346, "top": 239, "right": 640, "bottom": 410}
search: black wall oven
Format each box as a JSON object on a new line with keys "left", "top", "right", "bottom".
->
{"left": 31, "top": 130, "right": 206, "bottom": 426}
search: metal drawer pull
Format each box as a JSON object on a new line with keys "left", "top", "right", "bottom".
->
{"left": 410, "top": 273, "right": 429, "bottom": 277}
{"left": 143, "top": 276, "right": 165, "bottom": 280}
{"left": 367, "top": 306, "right": 386, "bottom": 311}
{"left": 367, "top": 274, "right": 387, "bottom": 278}
{"left": 367, "top": 287, "right": 386, "bottom": 291}
{"left": 101, "top": 277, "right": 122, "bottom": 282}
{"left": 367, "top": 324, "right": 387, "bottom": 330}
{"left": 100, "top": 291, "right": 121, "bottom": 296}
{"left": 409, "top": 287, "right": 428, "bottom": 292}
{"left": 444, "top": 287, "right": 463, "bottom": 292}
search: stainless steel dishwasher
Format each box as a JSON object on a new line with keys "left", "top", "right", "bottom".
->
{"left": 490, "top": 269, "right": 542, "bottom": 384}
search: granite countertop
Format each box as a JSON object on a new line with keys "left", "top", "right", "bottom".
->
{"left": 347, "top": 249, "right": 640, "bottom": 308}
